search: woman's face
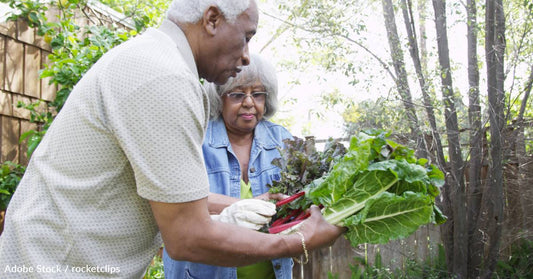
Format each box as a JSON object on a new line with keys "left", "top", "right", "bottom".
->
{"left": 221, "top": 79, "right": 267, "bottom": 135}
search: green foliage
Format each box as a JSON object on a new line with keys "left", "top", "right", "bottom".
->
{"left": 329, "top": 245, "right": 450, "bottom": 279}
{"left": 266, "top": 137, "right": 347, "bottom": 231}
{"left": 495, "top": 238, "right": 533, "bottom": 278}
{"left": 16, "top": 100, "right": 53, "bottom": 158}
{"left": 347, "top": 253, "right": 395, "bottom": 279}
{"left": 270, "top": 114, "right": 297, "bottom": 134}
{"left": 1, "top": 0, "right": 158, "bottom": 157}
{"left": 99, "top": 0, "right": 169, "bottom": 31}
{"left": 143, "top": 255, "right": 165, "bottom": 279}
{"left": 1, "top": 0, "right": 49, "bottom": 28}
{"left": 269, "top": 130, "right": 445, "bottom": 246}
{"left": 342, "top": 98, "right": 414, "bottom": 137}
{"left": 505, "top": 0, "right": 533, "bottom": 65}
{"left": 267, "top": 0, "right": 395, "bottom": 97}
{"left": 303, "top": 130, "right": 445, "bottom": 246}
{"left": 273, "top": 0, "right": 365, "bottom": 72}
{"left": 40, "top": 23, "right": 133, "bottom": 111}
{"left": 268, "top": 136, "right": 347, "bottom": 196}
{"left": 0, "top": 162, "right": 26, "bottom": 211}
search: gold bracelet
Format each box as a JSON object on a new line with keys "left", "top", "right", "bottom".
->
{"left": 293, "top": 231, "right": 309, "bottom": 264}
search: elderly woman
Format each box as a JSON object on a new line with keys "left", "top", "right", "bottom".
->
{"left": 163, "top": 53, "right": 293, "bottom": 278}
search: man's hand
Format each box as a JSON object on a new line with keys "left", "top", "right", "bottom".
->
{"left": 298, "top": 205, "right": 346, "bottom": 250}
{"left": 212, "top": 199, "right": 276, "bottom": 230}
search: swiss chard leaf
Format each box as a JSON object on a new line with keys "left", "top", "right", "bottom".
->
{"left": 321, "top": 169, "right": 399, "bottom": 225}
{"left": 432, "top": 204, "right": 447, "bottom": 225}
{"left": 305, "top": 137, "right": 373, "bottom": 205}
{"left": 343, "top": 191, "right": 434, "bottom": 246}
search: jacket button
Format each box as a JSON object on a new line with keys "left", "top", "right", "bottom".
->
{"left": 250, "top": 167, "right": 256, "bottom": 173}
{"left": 274, "top": 264, "right": 281, "bottom": 270}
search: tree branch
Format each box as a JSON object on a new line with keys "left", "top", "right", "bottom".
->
{"left": 260, "top": 10, "right": 397, "bottom": 82}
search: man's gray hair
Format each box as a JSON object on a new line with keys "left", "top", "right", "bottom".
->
{"left": 167, "top": 0, "right": 254, "bottom": 24}
{"left": 206, "top": 53, "right": 279, "bottom": 119}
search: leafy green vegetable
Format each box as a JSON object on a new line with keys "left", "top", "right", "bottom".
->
{"left": 320, "top": 169, "right": 399, "bottom": 226}
{"left": 343, "top": 191, "right": 434, "bottom": 244}
{"left": 268, "top": 130, "right": 446, "bottom": 247}
{"left": 267, "top": 137, "right": 346, "bottom": 231}
{"left": 268, "top": 137, "right": 346, "bottom": 196}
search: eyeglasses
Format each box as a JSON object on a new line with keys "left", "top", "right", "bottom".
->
{"left": 224, "top": 92, "right": 268, "bottom": 104}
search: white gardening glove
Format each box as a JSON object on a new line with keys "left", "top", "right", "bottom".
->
{"left": 211, "top": 199, "right": 276, "bottom": 230}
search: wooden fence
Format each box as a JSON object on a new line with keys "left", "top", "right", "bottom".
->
{"left": 0, "top": 2, "right": 132, "bottom": 166}
{"left": 292, "top": 224, "right": 442, "bottom": 279}
{"left": 0, "top": 15, "right": 55, "bottom": 166}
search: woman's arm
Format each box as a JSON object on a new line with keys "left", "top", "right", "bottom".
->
{"left": 207, "top": 192, "right": 288, "bottom": 214}
{"left": 207, "top": 193, "right": 240, "bottom": 214}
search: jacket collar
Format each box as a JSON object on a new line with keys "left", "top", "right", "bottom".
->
{"left": 158, "top": 19, "right": 198, "bottom": 81}
{"left": 207, "top": 118, "right": 279, "bottom": 150}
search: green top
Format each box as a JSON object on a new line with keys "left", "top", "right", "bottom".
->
{"left": 236, "top": 180, "right": 276, "bottom": 279}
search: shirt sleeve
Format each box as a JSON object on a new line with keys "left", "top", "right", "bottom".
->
{"left": 106, "top": 73, "right": 210, "bottom": 203}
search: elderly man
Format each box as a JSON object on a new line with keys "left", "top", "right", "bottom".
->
{"left": 0, "top": 0, "right": 344, "bottom": 278}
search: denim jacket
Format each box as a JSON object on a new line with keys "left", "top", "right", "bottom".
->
{"left": 163, "top": 118, "right": 294, "bottom": 279}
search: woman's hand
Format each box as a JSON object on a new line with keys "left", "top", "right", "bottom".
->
{"left": 212, "top": 199, "right": 276, "bottom": 230}
{"left": 255, "top": 192, "right": 289, "bottom": 202}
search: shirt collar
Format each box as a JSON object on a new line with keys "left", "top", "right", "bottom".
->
{"left": 158, "top": 19, "right": 198, "bottom": 81}
{"left": 207, "top": 119, "right": 279, "bottom": 150}
{"left": 207, "top": 119, "right": 230, "bottom": 148}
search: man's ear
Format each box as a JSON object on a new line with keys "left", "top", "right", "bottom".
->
{"left": 203, "top": 6, "right": 223, "bottom": 36}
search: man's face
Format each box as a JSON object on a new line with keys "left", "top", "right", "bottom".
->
{"left": 200, "top": 1, "right": 259, "bottom": 85}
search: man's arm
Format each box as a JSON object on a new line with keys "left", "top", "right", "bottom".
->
{"left": 150, "top": 197, "right": 292, "bottom": 266}
{"left": 149, "top": 197, "right": 343, "bottom": 267}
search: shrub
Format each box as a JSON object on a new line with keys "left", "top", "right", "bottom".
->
{"left": 329, "top": 244, "right": 451, "bottom": 279}
{"left": 143, "top": 255, "right": 164, "bottom": 279}
{"left": 0, "top": 162, "right": 26, "bottom": 211}
{"left": 495, "top": 238, "right": 533, "bottom": 278}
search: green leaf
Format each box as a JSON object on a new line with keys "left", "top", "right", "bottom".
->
{"left": 322, "top": 170, "right": 398, "bottom": 225}
{"left": 19, "top": 130, "right": 37, "bottom": 142}
{"left": 427, "top": 164, "right": 445, "bottom": 187}
{"left": 367, "top": 159, "right": 429, "bottom": 184}
{"left": 307, "top": 135, "right": 373, "bottom": 205}
{"left": 432, "top": 205, "right": 448, "bottom": 224}
{"left": 343, "top": 191, "right": 434, "bottom": 246}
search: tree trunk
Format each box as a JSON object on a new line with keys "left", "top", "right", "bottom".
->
{"left": 400, "top": 0, "right": 447, "bottom": 169}
{"left": 465, "top": 0, "right": 484, "bottom": 278}
{"left": 400, "top": 0, "right": 446, "bottom": 169}
{"left": 400, "top": 1, "right": 453, "bottom": 270}
{"left": 382, "top": 0, "right": 428, "bottom": 157}
{"left": 480, "top": 0, "right": 506, "bottom": 277}
{"left": 432, "top": 0, "right": 468, "bottom": 277}
{"left": 417, "top": 0, "right": 428, "bottom": 72}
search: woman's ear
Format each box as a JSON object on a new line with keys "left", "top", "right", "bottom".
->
{"left": 203, "top": 6, "right": 223, "bottom": 36}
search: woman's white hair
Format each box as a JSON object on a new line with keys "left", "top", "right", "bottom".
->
{"left": 206, "top": 53, "right": 279, "bottom": 120}
{"left": 167, "top": 0, "right": 254, "bottom": 24}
